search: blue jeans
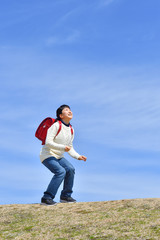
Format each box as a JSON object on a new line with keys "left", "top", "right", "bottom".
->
{"left": 42, "top": 157, "right": 75, "bottom": 199}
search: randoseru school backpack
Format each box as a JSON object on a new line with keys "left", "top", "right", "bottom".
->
{"left": 35, "top": 117, "right": 73, "bottom": 145}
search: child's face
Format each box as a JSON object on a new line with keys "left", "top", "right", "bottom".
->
{"left": 60, "top": 107, "right": 73, "bottom": 122}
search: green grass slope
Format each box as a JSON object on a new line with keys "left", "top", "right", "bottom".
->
{"left": 0, "top": 198, "right": 160, "bottom": 239}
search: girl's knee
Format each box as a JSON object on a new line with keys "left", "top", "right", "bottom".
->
{"left": 58, "top": 168, "right": 66, "bottom": 177}
{"left": 67, "top": 166, "right": 75, "bottom": 174}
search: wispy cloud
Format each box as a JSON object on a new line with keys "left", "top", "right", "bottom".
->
{"left": 46, "top": 30, "right": 80, "bottom": 46}
{"left": 97, "top": 0, "right": 117, "bottom": 8}
{"left": 75, "top": 172, "right": 160, "bottom": 201}
{"left": 1, "top": 46, "right": 160, "bottom": 153}
{"left": 101, "top": 0, "right": 116, "bottom": 6}
{"left": 54, "top": 8, "right": 80, "bottom": 26}
{"left": 0, "top": 161, "right": 48, "bottom": 204}
{"left": 74, "top": 79, "right": 160, "bottom": 151}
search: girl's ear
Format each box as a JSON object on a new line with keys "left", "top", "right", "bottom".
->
{"left": 59, "top": 113, "right": 63, "bottom": 119}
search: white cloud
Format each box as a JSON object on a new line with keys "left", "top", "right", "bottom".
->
{"left": 46, "top": 30, "right": 80, "bottom": 46}
{"left": 74, "top": 172, "right": 160, "bottom": 201}
{"left": 75, "top": 81, "right": 160, "bottom": 151}
{"left": 97, "top": 0, "right": 117, "bottom": 8}
{"left": 1, "top": 46, "right": 160, "bottom": 153}
{"left": 55, "top": 8, "right": 79, "bottom": 26}
{"left": 102, "top": 0, "right": 115, "bottom": 6}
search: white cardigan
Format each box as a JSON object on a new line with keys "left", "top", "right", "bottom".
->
{"left": 40, "top": 121, "right": 80, "bottom": 162}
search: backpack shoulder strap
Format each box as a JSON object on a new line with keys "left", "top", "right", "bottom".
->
{"left": 55, "top": 120, "right": 62, "bottom": 137}
{"left": 55, "top": 121, "right": 73, "bottom": 137}
{"left": 69, "top": 124, "right": 74, "bottom": 135}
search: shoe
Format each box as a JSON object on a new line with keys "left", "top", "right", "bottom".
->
{"left": 60, "top": 196, "right": 76, "bottom": 203}
{"left": 41, "top": 197, "right": 57, "bottom": 205}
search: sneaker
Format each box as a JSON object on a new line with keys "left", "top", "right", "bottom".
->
{"left": 60, "top": 196, "right": 76, "bottom": 203}
{"left": 41, "top": 197, "right": 57, "bottom": 206}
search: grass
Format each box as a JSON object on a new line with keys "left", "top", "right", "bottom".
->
{"left": 0, "top": 198, "right": 160, "bottom": 239}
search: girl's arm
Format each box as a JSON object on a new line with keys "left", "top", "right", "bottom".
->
{"left": 68, "top": 146, "right": 81, "bottom": 159}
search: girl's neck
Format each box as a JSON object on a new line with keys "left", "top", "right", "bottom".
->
{"left": 61, "top": 119, "right": 70, "bottom": 126}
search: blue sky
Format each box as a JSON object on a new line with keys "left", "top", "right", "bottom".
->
{"left": 1, "top": 0, "right": 160, "bottom": 204}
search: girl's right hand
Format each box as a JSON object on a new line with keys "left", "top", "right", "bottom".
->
{"left": 78, "top": 155, "right": 87, "bottom": 161}
{"left": 65, "top": 146, "right": 71, "bottom": 152}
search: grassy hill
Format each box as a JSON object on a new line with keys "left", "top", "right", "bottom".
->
{"left": 0, "top": 198, "right": 160, "bottom": 239}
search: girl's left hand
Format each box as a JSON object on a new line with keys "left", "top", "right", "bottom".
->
{"left": 78, "top": 155, "right": 87, "bottom": 161}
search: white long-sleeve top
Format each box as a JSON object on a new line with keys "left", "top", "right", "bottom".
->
{"left": 40, "top": 121, "right": 80, "bottom": 162}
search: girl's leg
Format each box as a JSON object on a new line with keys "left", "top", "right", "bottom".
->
{"left": 42, "top": 157, "right": 66, "bottom": 199}
{"left": 59, "top": 157, "right": 75, "bottom": 198}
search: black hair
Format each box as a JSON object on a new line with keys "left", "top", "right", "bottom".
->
{"left": 56, "top": 104, "right": 71, "bottom": 120}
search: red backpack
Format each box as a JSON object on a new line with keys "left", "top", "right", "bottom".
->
{"left": 35, "top": 117, "right": 73, "bottom": 145}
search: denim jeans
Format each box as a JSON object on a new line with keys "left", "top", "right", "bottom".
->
{"left": 42, "top": 157, "right": 75, "bottom": 199}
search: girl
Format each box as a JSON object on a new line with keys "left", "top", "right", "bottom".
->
{"left": 40, "top": 104, "right": 87, "bottom": 205}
